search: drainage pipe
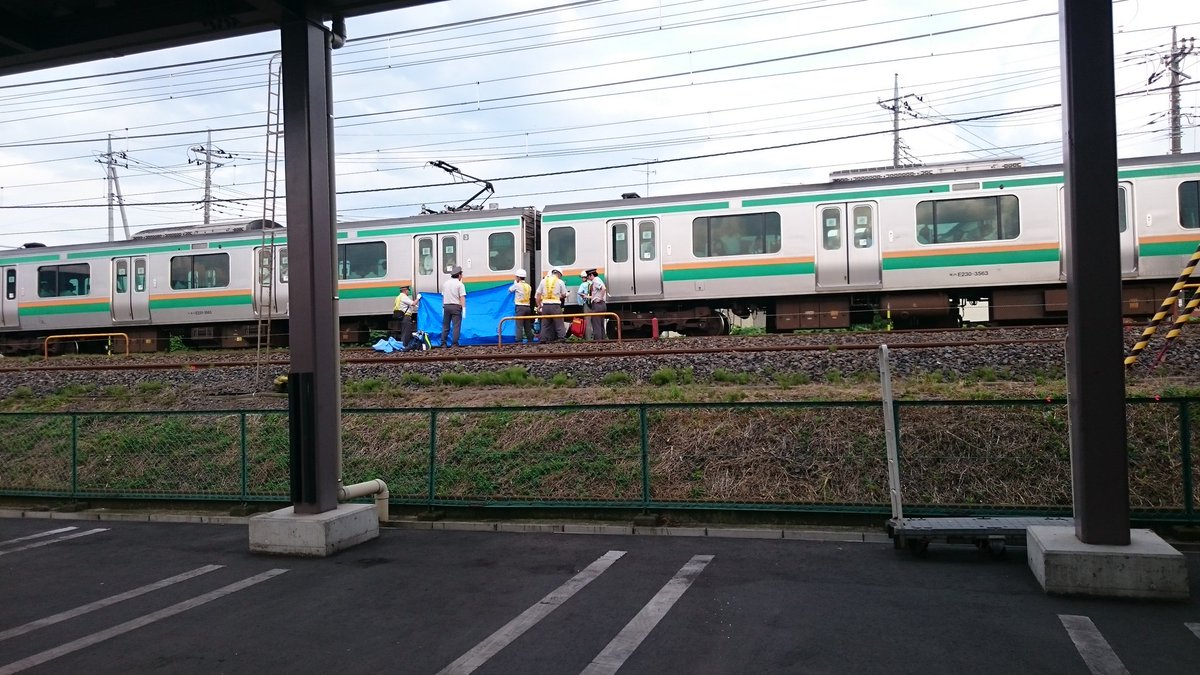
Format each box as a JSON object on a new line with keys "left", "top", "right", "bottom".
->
{"left": 337, "top": 479, "right": 389, "bottom": 522}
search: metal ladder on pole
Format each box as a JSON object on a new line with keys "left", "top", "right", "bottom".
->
{"left": 253, "top": 54, "right": 283, "bottom": 392}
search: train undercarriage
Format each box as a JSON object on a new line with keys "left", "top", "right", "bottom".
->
{"left": 0, "top": 279, "right": 1179, "bottom": 353}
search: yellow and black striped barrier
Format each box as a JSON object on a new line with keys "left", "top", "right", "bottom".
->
{"left": 1125, "top": 243, "right": 1200, "bottom": 367}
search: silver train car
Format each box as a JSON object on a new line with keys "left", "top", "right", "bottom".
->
{"left": 542, "top": 152, "right": 1200, "bottom": 333}
{"left": 0, "top": 208, "right": 537, "bottom": 353}
{"left": 1, "top": 153, "right": 1198, "bottom": 352}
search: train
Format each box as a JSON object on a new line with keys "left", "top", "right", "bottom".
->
{"left": 1, "top": 151, "right": 1198, "bottom": 353}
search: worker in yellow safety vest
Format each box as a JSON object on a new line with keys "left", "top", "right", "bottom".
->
{"left": 509, "top": 269, "right": 535, "bottom": 343}
{"left": 534, "top": 267, "right": 568, "bottom": 342}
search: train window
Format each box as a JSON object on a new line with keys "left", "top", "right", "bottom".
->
{"left": 638, "top": 221, "right": 656, "bottom": 260}
{"left": 915, "top": 195, "right": 1019, "bottom": 244}
{"left": 1181, "top": 181, "right": 1200, "bottom": 229}
{"left": 257, "top": 248, "right": 273, "bottom": 286}
{"left": 417, "top": 238, "right": 434, "bottom": 275}
{"left": 691, "top": 213, "right": 781, "bottom": 257}
{"left": 612, "top": 223, "right": 629, "bottom": 263}
{"left": 279, "top": 248, "right": 289, "bottom": 283}
{"left": 5, "top": 268, "right": 15, "bottom": 300}
{"left": 488, "top": 232, "right": 515, "bottom": 271}
{"left": 441, "top": 237, "right": 458, "bottom": 274}
{"left": 115, "top": 260, "right": 128, "bottom": 294}
{"left": 852, "top": 206, "right": 873, "bottom": 248}
{"left": 338, "top": 241, "right": 387, "bottom": 279}
{"left": 548, "top": 227, "right": 576, "bottom": 266}
{"left": 37, "top": 264, "right": 91, "bottom": 298}
{"left": 170, "top": 253, "right": 229, "bottom": 289}
{"left": 821, "top": 208, "right": 842, "bottom": 250}
{"left": 134, "top": 259, "right": 146, "bottom": 292}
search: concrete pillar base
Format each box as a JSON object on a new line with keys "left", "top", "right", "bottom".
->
{"left": 1027, "top": 526, "right": 1189, "bottom": 600}
{"left": 248, "top": 503, "right": 378, "bottom": 557}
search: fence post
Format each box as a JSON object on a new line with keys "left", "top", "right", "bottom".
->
{"left": 70, "top": 414, "right": 78, "bottom": 499}
{"left": 427, "top": 410, "right": 438, "bottom": 509}
{"left": 240, "top": 413, "right": 248, "bottom": 502}
{"left": 1182, "top": 401, "right": 1194, "bottom": 519}
{"left": 639, "top": 405, "right": 650, "bottom": 511}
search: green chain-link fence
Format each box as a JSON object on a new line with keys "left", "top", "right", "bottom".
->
{"left": 0, "top": 399, "right": 1194, "bottom": 522}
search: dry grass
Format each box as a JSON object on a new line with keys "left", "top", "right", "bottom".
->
{"left": 0, "top": 377, "right": 1196, "bottom": 512}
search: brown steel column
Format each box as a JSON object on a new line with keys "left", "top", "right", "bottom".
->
{"left": 1059, "top": 0, "right": 1130, "bottom": 544}
{"left": 281, "top": 5, "right": 341, "bottom": 514}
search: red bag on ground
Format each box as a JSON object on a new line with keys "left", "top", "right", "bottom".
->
{"left": 569, "top": 317, "right": 585, "bottom": 338}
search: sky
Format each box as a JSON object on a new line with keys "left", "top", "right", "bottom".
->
{"left": 0, "top": 0, "right": 1197, "bottom": 249}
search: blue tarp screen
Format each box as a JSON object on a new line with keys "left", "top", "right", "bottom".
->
{"left": 416, "top": 284, "right": 522, "bottom": 346}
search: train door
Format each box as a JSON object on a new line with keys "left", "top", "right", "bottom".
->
{"left": 815, "top": 202, "right": 882, "bottom": 288}
{"left": 606, "top": 218, "right": 663, "bottom": 298}
{"left": 110, "top": 256, "right": 149, "bottom": 323}
{"left": 1057, "top": 183, "right": 1135, "bottom": 278}
{"left": 253, "top": 246, "right": 289, "bottom": 315}
{"left": 413, "top": 233, "right": 458, "bottom": 296}
{"left": 0, "top": 266, "right": 16, "bottom": 328}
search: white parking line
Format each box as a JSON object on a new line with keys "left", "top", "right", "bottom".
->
{"left": 0, "top": 528, "right": 107, "bottom": 556}
{"left": 0, "top": 564, "right": 224, "bottom": 642}
{"left": 1059, "top": 615, "right": 1129, "bottom": 675}
{"left": 437, "top": 550, "right": 627, "bottom": 675}
{"left": 0, "top": 568, "right": 287, "bottom": 675}
{"left": 1187, "top": 622, "right": 1200, "bottom": 640}
{"left": 0, "top": 527, "right": 78, "bottom": 547}
{"left": 581, "top": 554, "right": 714, "bottom": 675}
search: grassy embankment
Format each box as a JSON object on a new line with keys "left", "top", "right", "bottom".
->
{"left": 1, "top": 365, "right": 1197, "bottom": 513}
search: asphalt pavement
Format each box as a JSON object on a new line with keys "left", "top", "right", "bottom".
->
{"left": 1, "top": 517, "right": 1198, "bottom": 674}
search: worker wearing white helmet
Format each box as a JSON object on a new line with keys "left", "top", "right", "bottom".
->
{"left": 508, "top": 268, "right": 535, "bottom": 344}
{"left": 534, "top": 267, "right": 568, "bottom": 342}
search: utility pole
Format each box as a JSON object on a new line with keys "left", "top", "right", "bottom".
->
{"left": 189, "top": 130, "right": 234, "bottom": 224}
{"left": 877, "top": 74, "right": 922, "bottom": 167}
{"left": 633, "top": 157, "right": 657, "bottom": 197}
{"left": 1166, "top": 27, "right": 1195, "bottom": 155}
{"left": 97, "top": 134, "right": 130, "bottom": 242}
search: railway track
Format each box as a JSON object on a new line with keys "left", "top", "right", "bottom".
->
{"left": 0, "top": 326, "right": 1070, "bottom": 373}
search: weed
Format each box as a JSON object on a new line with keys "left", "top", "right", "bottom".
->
{"left": 167, "top": 334, "right": 188, "bottom": 352}
{"left": 650, "top": 368, "right": 677, "bottom": 386}
{"left": 971, "top": 366, "right": 998, "bottom": 382}
{"left": 724, "top": 390, "right": 746, "bottom": 402}
{"left": 730, "top": 326, "right": 765, "bottom": 336}
{"left": 712, "top": 368, "right": 753, "bottom": 385}
{"left": 400, "top": 372, "right": 433, "bottom": 387}
{"left": 602, "top": 371, "right": 633, "bottom": 386}
{"left": 344, "top": 378, "right": 386, "bottom": 395}
{"left": 549, "top": 372, "right": 576, "bottom": 387}
{"left": 824, "top": 368, "right": 843, "bottom": 384}
{"left": 773, "top": 372, "right": 810, "bottom": 389}
{"left": 441, "top": 372, "right": 477, "bottom": 387}
{"left": 135, "top": 381, "right": 165, "bottom": 394}
{"left": 103, "top": 385, "right": 130, "bottom": 399}
{"left": 10, "top": 386, "right": 33, "bottom": 399}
